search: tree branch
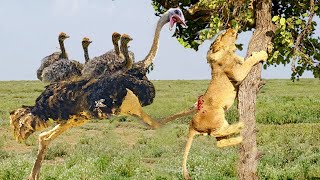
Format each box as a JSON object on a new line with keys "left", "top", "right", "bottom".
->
{"left": 291, "top": 0, "right": 315, "bottom": 72}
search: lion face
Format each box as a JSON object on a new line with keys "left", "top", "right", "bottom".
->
{"left": 9, "top": 107, "right": 36, "bottom": 143}
{"left": 207, "top": 29, "right": 239, "bottom": 66}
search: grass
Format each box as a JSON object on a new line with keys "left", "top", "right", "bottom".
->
{"left": 0, "top": 79, "right": 319, "bottom": 179}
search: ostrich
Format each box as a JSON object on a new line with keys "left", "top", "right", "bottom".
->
{"left": 120, "top": 34, "right": 134, "bottom": 69}
{"left": 36, "top": 32, "right": 69, "bottom": 81}
{"left": 10, "top": 8, "right": 186, "bottom": 180}
{"left": 82, "top": 32, "right": 137, "bottom": 78}
{"left": 82, "top": 37, "right": 92, "bottom": 63}
{"left": 40, "top": 36, "right": 90, "bottom": 83}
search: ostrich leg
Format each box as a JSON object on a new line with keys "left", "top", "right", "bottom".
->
{"left": 160, "top": 105, "right": 197, "bottom": 125}
{"left": 28, "top": 117, "right": 89, "bottom": 180}
{"left": 119, "top": 89, "right": 161, "bottom": 129}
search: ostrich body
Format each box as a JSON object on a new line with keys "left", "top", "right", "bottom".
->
{"left": 10, "top": 8, "right": 186, "bottom": 180}
{"left": 81, "top": 32, "right": 135, "bottom": 78}
{"left": 41, "top": 36, "right": 89, "bottom": 83}
{"left": 36, "top": 32, "right": 69, "bottom": 81}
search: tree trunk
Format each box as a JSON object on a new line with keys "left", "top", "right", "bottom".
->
{"left": 237, "top": 0, "right": 275, "bottom": 179}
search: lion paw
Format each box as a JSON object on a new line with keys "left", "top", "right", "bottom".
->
{"left": 252, "top": 51, "right": 268, "bottom": 62}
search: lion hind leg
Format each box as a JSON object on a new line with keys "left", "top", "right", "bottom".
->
{"left": 212, "top": 121, "right": 244, "bottom": 137}
{"left": 182, "top": 128, "right": 199, "bottom": 180}
{"left": 216, "top": 136, "right": 243, "bottom": 148}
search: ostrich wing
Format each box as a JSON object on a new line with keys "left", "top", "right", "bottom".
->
{"left": 31, "top": 67, "right": 155, "bottom": 121}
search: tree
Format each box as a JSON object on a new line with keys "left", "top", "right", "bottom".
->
{"left": 151, "top": 0, "right": 320, "bottom": 179}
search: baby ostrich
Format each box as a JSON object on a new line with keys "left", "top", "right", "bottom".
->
{"left": 81, "top": 32, "right": 135, "bottom": 78}
{"left": 41, "top": 36, "right": 89, "bottom": 83}
{"left": 82, "top": 37, "right": 92, "bottom": 64}
{"left": 182, "top": 29, "right": 268, "bottom": 180}
{"left": 36, "top": 32, "right": 69, "bottom": 81}
{"left": 81, "top": 32, "right": 136, "bottom": 77}
{"left": 10, "top": 8, "right": 186, "bottom": 180}
{"left": 120, "top": 34, "right": 134, "bottom": 69}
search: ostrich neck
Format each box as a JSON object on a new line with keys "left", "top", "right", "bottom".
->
{"left": 59, "top": 39, "right": 68, "bottom": 59}
{"left": 121, "top": 43, "right": 132, "bottom": 68}
{"left": 83, "top": 46, "right": 90, "bottom": 63}
{"left": 143, "top": 16, "right": 168, "bottom": 68}
{"left": 113, "top": 42, "right": 120, "bottom": 56}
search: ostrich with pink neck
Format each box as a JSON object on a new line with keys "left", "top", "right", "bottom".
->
{"left": 135, "top": 7, "right": 187, "bottom": 70}
{"left": 9, "top": 8, "right": 186, "bottom": 180}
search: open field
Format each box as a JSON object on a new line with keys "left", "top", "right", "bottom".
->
{"left": 0, "top": 79, "right": 319, "bottom": 179}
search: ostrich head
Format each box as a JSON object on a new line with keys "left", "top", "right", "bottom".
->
{"left": 58, "top": 32, "right": 70, "bottom": 41}
{"left": 82, "top": 37, "right": 92, "bottom": 48}
{"left": 112, "top": 32, "right": 121, "bottom": 44}
{"left": 120, "top": 34, "right": 133, "bottom": 45}
{"left": 9, "top": 107, "right": 36, "bottom": 142}
{"left": 165, "top": 8, "right": 187, "bottom": 30}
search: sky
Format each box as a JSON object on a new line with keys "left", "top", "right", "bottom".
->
{"left": 0, "top": 0, "right": 318, "bottom": 81}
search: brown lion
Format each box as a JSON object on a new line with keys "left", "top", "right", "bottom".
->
{"left": 182, "top": 29, "right": 268, "bottom": 180}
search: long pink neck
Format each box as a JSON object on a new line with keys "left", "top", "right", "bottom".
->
{"left": 143, "top": 15, "right": 168, "bottom": 68}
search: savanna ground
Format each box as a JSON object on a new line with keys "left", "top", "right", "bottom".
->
{"left": 0, "top": 79, "right": 319, "bottom": 179}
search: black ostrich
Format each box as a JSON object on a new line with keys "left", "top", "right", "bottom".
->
{"left": 10, "top": 8, "right": 186, "bottom": 180}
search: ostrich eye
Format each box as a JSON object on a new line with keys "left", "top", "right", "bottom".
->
{"left": 174, "top": 9, "right": 180, "bottom": 15}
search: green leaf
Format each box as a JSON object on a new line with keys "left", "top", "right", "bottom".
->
{"left": 280, "top": 18, "right": 286, "bottom": 26}
{"left": 295, "top": 19, "right": 302, "bottom": 25}
{"left": 272, "top": 16, "right": 280, "bottom": 22}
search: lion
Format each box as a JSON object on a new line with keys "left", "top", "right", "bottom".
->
{"left": 182, "top": 28, "right": 268, "bottom": 180}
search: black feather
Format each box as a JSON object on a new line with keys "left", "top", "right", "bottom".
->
{"left": 31, "top": 65, "right": 155, "bottom": 121}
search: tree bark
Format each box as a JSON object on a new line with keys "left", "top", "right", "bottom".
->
{"left": 237, "top": 0, "right": 275, "bottom": 179}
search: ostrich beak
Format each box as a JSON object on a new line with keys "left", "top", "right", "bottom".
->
{"left": 169, "top": 14, "right": 188, "bottom": 30}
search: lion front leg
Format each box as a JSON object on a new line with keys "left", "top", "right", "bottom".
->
{"left": 229, "top": 51, "right": 268, "bottom": 82}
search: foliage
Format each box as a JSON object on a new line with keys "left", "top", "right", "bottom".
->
{"left": 151, "top": 0, "right": 320, "bottom": 79}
